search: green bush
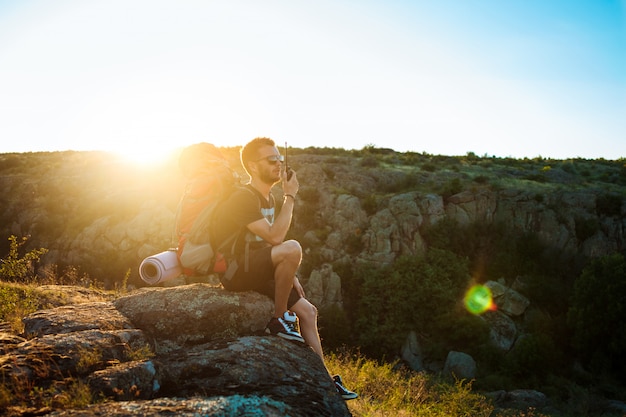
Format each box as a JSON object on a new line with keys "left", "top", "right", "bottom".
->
{"left": 574, "top": 216, "right": 600, "bottom": 241}
{"left": 318, "top": 304, "right": 352, "bottom": 350}
{"left": 473, "top": 175, "right": 489, "bottom": 184}
{"left": 596, "top": 193, "right": 622, "bottom": 217}
{"left": 441, "top": 178, "right": 463, "bottom": 198}
{"left": 361, "top": 194, "right": 378, "bottom": 216}
{"left": 421, "top": 162, "right": 437, "bottom": 172}
{"left": 353, "top": 249, "right": 471, "bottom": 359}
{"left": 503, "top": 333, "right": 563, "bottom": 382}
{"left": 0, "top": 235, "right": 48, "bottom": 282}
{"left": 360, "top": 156, "right": 380, "bottom": 167}
{"left": 568, "top": 253, "right": 626, "bottom": 382}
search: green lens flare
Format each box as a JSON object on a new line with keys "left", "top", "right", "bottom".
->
{"left": 464, "top": 285, "right": 494, "bottom": 315}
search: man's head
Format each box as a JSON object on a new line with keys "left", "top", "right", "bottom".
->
{"left": 241, "top": 137, "right": 284, "bottom": 185}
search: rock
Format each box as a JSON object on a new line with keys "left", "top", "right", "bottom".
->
{"left": 113, "top": 284, "right": 273, "bottom": 348}
{"left": 1, "top": 328, "right": 147, "bottom": 381}
{"left": 606, "top": 400, "right": 626, "bottom": 414}
{"left": 46, "top": 395, "right": 306, "bottom": 416}
{"left": 484, "top": 311, "right": 517, "bottom": 351}
{"left": 157, "top": 336, "right": 346, "bottom": 415}
{"left": 485, "top": 281, "right": 530, "bottom": 317}
{"left": 499, "top": 389, "right": 548, "bottom": 410}
{"left": 416, "top": 193, "right": 445, "bottom": 227}
{"left": 1, "top": 285, "right": 350, "bottom": 416}
{"left": 445, "top": 190, "right": 497, "bottom": 225}
{"left": 443, "top": 351, "right": 476, "bottom": 380}
{"left": 87, "top": 360, "right": 160, "bottom": 401}
{"left": 22, "top": 302, "right": 134, "bottom": 337}
{"left": 306, "top": 263, "right": 343, "bottom": 308}
{"left": 401, "top": 330, "right": 424, "bottom": 372}
{"left": 0, "top": 331, "right": 26, "bottom": 354}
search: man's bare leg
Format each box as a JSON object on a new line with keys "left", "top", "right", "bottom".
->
{"left": 271, "top": 240, "right": 302, "bottom": 317}
{"left": 291, "top": 298, "right": 324, "bottom": 361}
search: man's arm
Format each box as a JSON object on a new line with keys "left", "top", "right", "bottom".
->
{"left": 246, "top": 195, "right": 295, "bottom": 246}
{"left": 247, "top": 169, "right": 298, "bottom": 246}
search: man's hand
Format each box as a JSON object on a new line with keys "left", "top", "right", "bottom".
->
{"left": 282, "top": 168, "right": 299, "bottom": 197}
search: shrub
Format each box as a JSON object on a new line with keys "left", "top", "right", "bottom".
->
{"left": 318, "top": 304, "right": 352, "bottom": 350}
{"left": 568, "top": 253, "right": 626, "bottom": 382}
{"left": 473, "top": 175, "right": 489, "bottom": 184}
{"left": 574, "top": 216, "right": 600, "bottom": 241}
{"left": 596, "top": 193, "right": 622, "bottom": 217}
{"left": 360, "top": 156, "right": 379, "bottom": 167}
{"left": 360, "top": 194, "right": 378, "bottom": 216}
{"left": 0, "top": 235, "right": 48, "bottom": 282}
{"left": 0, "top": 283, "right": 40, "bottom": 332}
{"left": 421, "top": 162, "right": 437, "bottom": 172}
{"left": 353, "top": 249, "right": 470, "bottom": 359}
{"left": 503, "top": 333, "right": 563, "bottom": 382}
{"left": 441, "top": 178, "right": 463, "bottom": 198}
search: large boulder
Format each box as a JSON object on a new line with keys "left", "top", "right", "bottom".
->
{"left": 485, "top": 280, "right": 530, "bottom": 317}
{"left": 22, "top": 302, "right": 134, "bottom": 337}
{"left": 306, "top": 263, "right": 343, "bottom": 307}
{"left": 443, "top": 351, "right": 477, "bottom": 380}
{"left": 401, "top": 330, "right": 424, "bottom": 372}
{"left": 484, "top": 310, "right": 517, "bottom": 351}
{"left": 113, "top": 284, "right": 274, "bottom": 348}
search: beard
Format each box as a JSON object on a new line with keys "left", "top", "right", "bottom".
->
{"left": 259, "top": 165, "right": 281, "bottom": 186}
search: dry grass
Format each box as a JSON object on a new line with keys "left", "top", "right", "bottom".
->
{"left": 326, "top": 350, "right": 494, "bottom": 417}
{"left": 0, "top": 281, "right": 113, "bottom": 334}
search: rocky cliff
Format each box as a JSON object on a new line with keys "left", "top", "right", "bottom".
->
{"left": 2, "top": 150, "right": 623, "bottom": 290}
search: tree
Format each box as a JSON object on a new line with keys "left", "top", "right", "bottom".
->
{"left": 353, "top": 249, "right": 485, "bottom": 359}
{"left": 568, "top": 253, "right": 626, "bottom": 380}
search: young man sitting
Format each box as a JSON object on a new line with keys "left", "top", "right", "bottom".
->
{"left": 211, "top": 138, "right": 358, "bottom": 400}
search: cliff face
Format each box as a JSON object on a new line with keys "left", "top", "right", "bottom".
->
{"left": 0, "top": 150, "right": 624, "bottom": 288}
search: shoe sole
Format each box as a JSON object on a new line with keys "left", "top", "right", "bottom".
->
{"left": 265, "top": 328, "right": 305, "bottom": 343}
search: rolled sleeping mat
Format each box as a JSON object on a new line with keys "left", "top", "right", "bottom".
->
{"left": 139, "top": 249, "right": 183, "bottom": 285}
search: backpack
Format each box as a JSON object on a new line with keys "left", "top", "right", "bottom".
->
{"left": 174, "top": 147, "right": 241, "bottom": 276}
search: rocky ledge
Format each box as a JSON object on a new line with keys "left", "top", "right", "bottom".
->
{"left": 0, "top": 284, "right": 350, "bottom": 416}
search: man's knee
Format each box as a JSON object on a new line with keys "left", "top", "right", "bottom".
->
{"left": 294, "top": 298, "right": 317, "bottom": 321}
{"left": 272, "top": 240, "right": 302, "bottom": 264}
{"left": 283, "top": 239, "right": 302, "bottom": 256}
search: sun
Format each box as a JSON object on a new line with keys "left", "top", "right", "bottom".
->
{"left": 110, "top": 143, "right": 179, "bottom": 167}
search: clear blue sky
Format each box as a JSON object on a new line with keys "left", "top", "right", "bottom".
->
{"left": 0, "top": 0, "right": 624, "bottom": 162}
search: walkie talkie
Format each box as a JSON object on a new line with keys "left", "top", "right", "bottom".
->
{"left": 285, "top": 141, "right": 293, "bottom": 180}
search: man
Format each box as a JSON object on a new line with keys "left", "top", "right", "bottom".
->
{"left": 212, "top": 137, "right": 357, "bottom": 400}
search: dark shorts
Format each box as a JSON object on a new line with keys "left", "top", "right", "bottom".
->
{"left": 221, "top": 246, "right": 301, "bottom": 309}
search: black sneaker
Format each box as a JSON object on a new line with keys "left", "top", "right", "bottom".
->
{"left": 265, "top": 312, "right": 305, "bottom": 343}
{"left": 333, "top": 375, "right": 358, "bottom": 400}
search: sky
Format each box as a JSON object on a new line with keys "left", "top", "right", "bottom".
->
{"left": 0, "top": 0, "right": 625, "bottom": 162}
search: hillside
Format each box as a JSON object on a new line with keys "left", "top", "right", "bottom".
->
{"left": 1, "top": 148, "right": 624, "bottom": 284}
{"left": 1, "top": 147, "right": 626, "bottom": 415}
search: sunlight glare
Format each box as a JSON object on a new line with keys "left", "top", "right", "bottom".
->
{"left": 464, "top": 284, "right": 496, "bottom": 315}
{"left": 111, "top": 143, "right": 178, "bottom": 167}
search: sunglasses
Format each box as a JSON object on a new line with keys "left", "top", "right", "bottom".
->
{"left": 254, "top": 154, "right": 284, "bottom": 164}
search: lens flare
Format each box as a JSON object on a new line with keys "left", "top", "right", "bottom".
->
{"left": 464, "top": 285, "right": 495, "bottom": 315}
